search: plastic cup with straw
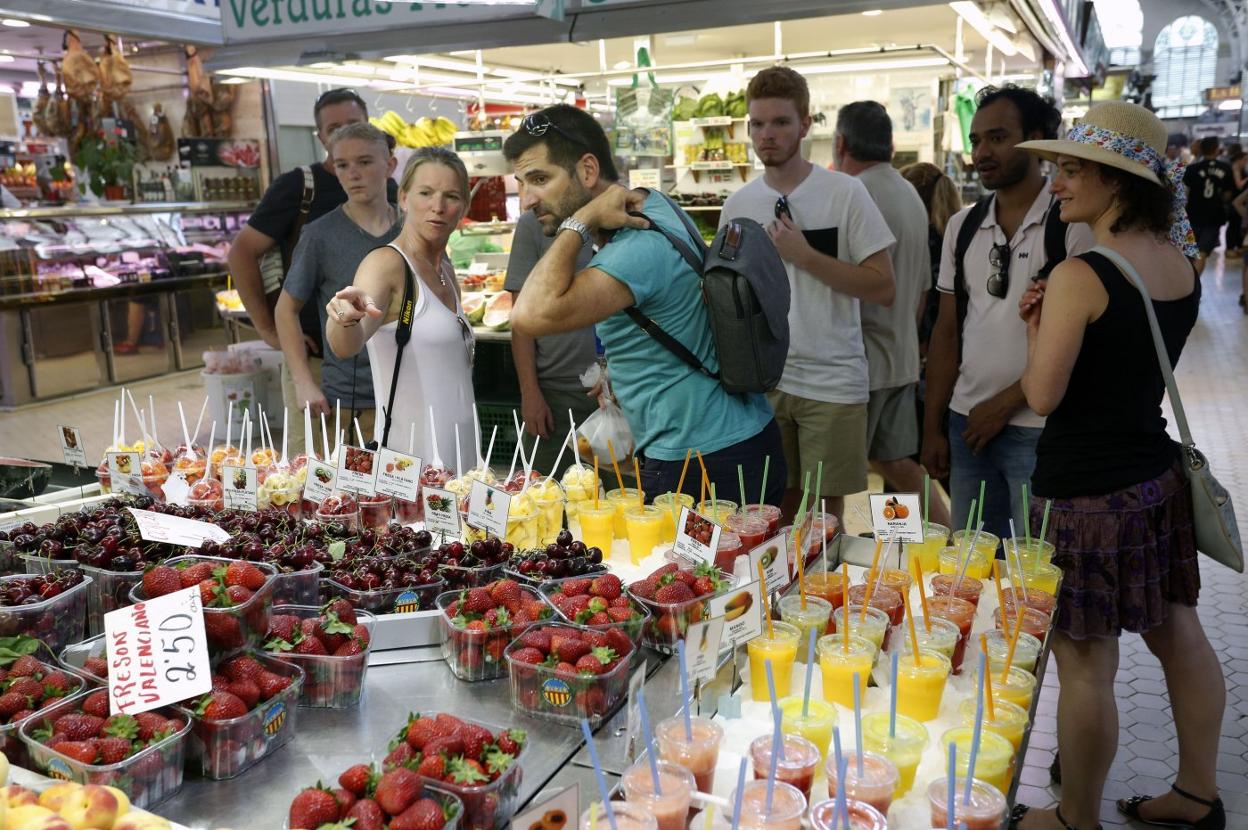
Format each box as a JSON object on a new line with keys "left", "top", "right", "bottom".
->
{"left": 580, "top": 719, "right": 619, "bottom": 830}
{"left": 965, "top": 650, "right": 987, "bottom": 805}
{"left": 637, "top": 688, "right": 663, "bottom": 796}
{"left": 676, "top": 640, "right": 694, "bottom": 740}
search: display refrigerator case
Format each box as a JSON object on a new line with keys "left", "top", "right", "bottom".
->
{"left": 0, "top": 201, "right": 251, "bottom": 406}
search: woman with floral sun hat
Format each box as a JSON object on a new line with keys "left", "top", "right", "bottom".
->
{"left": 1011, "top": 101, "right": 1225, "bottom": 830}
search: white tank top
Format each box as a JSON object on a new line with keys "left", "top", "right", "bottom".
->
{"left": 366, "top": 244, "right": 476, "bottom": 459}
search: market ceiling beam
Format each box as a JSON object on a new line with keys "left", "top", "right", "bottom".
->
{"left": 0, "top": 0, "right": 224, "bottom": 46}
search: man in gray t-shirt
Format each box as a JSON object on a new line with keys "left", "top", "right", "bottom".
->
{"left": 504, "top": 210, "right": 597, "bottom": 477}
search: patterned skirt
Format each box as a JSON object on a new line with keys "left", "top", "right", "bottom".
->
{"left": 1029, "top": 462, "right": 1200, "bottom": 639}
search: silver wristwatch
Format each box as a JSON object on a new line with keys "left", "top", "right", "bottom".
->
{"left": 558, "top": 216, "right": 592, "bottom": 247}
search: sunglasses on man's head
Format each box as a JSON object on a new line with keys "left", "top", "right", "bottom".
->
{"left": 987, "top": 243, "right": 1011, "bottom": 299}
{"left": 521, "top": 113, "right": 586, "bottom": 148}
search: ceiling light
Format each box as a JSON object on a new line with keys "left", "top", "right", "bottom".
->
{"left": 1033, "top": 0, "right": 1088, "bottom": 76}
{"left": 1218, "top": 98, "right": 1243, "bottom": 111}
{"left": 219, "top": 77, "right": 250, "bottom": 85}
{"left": 1, "top": 18, "right": 30, "bottom": 27}
{"left": 0, "top": 55, "right": 14, "bottom": 64}
{"left": 613, "top": 60, "right": 632, "bottom": 70}
{"left": 861, "top": 9, "right": 883, "bottom": 16}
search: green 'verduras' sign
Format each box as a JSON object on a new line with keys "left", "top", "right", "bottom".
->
{"left": 223, "top": 0, "right": 520, "bottom": 41}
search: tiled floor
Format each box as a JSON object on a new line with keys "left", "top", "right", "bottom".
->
{"left": 3, "top": 252, "right": 1247, "bottom": 828}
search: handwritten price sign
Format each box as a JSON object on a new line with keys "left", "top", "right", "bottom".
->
{"left": 103, "top": 586, "right": 211, "bottom": 716}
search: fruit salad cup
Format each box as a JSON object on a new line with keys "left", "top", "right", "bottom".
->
{"left": 314, "top": 494, "right": 361, "bottom": 534}
{"left": 358, "top": 493, "right": 395, "bottom": 533}
{"left": 171, "top": 449, "right": 207, "bottom": 485}
{"left": 187, "top": 477, "right": 225, "bottom": 511}
{"left": 394, "top": 492, "right": 423, "bottom": 525}
{"left": 560, "top": 464, "right": 601, "bottom": 521}
{"left": 257, "top": 467, "right": 303, "bottom": 520}
{"left": 422, "top": 464, "right": 455, "bottom": 489}
{"left": 505, "top": 493, "right": 541, "bottom": 550}
{"left": 528, "top": 478, "right": 566, "bottom": 545}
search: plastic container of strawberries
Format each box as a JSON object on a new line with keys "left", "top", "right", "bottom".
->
{"left": 503, "top": 621, "right": 632, "bottom": 727}
{"left": 281, "top": 781, "right": 463, "bottom": 830}
{"left": 271, "top": 561, "right": 324, "bottom": 607}
{"left": 0, "top": 572, "right": 91, "bottom": 655}
{"left": 128, "top": 555, "right": 279, "bottom": 657}
{"left": 57, "top": 634, "right": 107, "bottom": 685}
{"left": 322, "top": 574, "right": 446, "bottom": 615}
{"left": 175, "top": 651, "right": 304, "bottom": 780}
{"left": 537, "top": 575, "right": 651, "bottom": 655}
{"left": 19, "top": 690, "right": 191, "bottom": 809}
{"left": 627, "top": 570, "right": 737, "bottom": 654}
{"left": 265, "top": 604, "right": 374, "bottom": 708}
{"left": 79, "top": 564, "right": 143, "bottom": 637}
{"left": 434, "top": 586, "right": 551, "bottom": 682}
{"left": 0, "top": 658, "right": 89, "bottom": 767}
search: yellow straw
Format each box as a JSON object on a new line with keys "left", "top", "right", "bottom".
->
{"left": 1001, "top": 604, "right": 1025, "bottom": 683}
{"left": 675, "top": 449, "right": 693, "bottom": 496}
{"left": 606, "top": 440, "right": 625, "bottom": 492}
{"left": 632, "top": 457, "right": 643, "bottom": 510}
{"left": 859, "top": 537, "right": 885, "bottom": 623}
{"left": 703, "top": 804, "right": 715, "bottom": 830}
{"left": 758, "top": 560, "right": 773, "bottom": 639}
{"left": 912, "top": 558, "right": 931, "bottom": 630}
{"left": 590, "top": 802, "right": 598, "bottom": 830}
{"left": 992, "top": 560, "right": 1008, "bottom": 616}
{"left": 980, "top": 633, "right": 997, "bottom": 720}
{"left": 900, "top": 588, "right": 921, "bottom": 667}
{"left": 842, "top": 563, "right": 851, "bottom": 654}
{"left": 593, "top": 456, "right": 600, "bottom": 510}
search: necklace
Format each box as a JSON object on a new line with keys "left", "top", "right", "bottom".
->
{"left": 399, "top": 233, "right": 448, "bottom": 287}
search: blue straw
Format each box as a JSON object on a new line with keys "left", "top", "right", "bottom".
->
{"left": 831, "top": 726, "right": 847, "bottom": 829}
{"left": 802, "top": 628, "right": 817, "bottom": 717}
{"left": 676, "top": 640, "right": 693, "bottom": 740}
{"left": 965, "top": 651, "right": 987, "bottom": 805}
{"left": 731, "top": 757, "right": 747, "bottom": 830}
{"left": 581, "top": 719, "right": 619, "bottom": 830}
{"left": 947, "top": 741, "right": 957, "bottom": 830}
{"left": 764, "top": 659, "right": 785, "bottom": 761}
{"left": 853, "top": 672, "right": 864, "bottom": 777}
{"left": 889, "top": 650, "right": 899, "bottom": 738}
{"left": 637, "top": 688, "right": 662, "bottom": 795}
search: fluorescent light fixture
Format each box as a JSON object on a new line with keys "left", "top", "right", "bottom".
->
{"left": 1, "top": 18, "right": 30, "bottom": 27}
{"left": 0, "top": 55, "right": 14, "bottom": 64}
{"left": 613, "top": 60, "right": 633, "bottom": 70}
{"left": 796, "top": 56, "right": 950, "bottom": 75}
{"left": 949, "top": 1, "right": 1018, "bottom": 56}
{"left": 1034, "top": 0, "right": 1088, "bottom": 76}
{"left": 217, "top": 66, "right": 410, "bottom": 90}
{"left": 861, "top": 9, "right": 883, "bottom": 15}
{"left": 1218, "top": 99, "right": 1243, "bottom": 111}
{"left": 219, "top": 77, "right": 251, "bottom": 85}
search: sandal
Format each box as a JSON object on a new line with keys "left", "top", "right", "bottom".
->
{"left": 1117, "top": 784, "right": 1225, "bottom": 830}
{"left": 1009, "top": 804, "right": 1099, "bottom": 830}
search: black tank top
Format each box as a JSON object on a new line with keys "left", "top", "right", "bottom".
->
{"left": 1032, "top": 250, "right": 1199, "bottom": 498}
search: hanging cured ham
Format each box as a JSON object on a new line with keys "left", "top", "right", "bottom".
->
{"left": 99, "top": 36, "right": 133, "bottom": 103}
{"left": 61, "top": 30, "right": 101, "bottom": 102}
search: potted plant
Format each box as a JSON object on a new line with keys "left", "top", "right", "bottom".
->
{"left": 73, "top": 133, "right": 137, "bottom": 200}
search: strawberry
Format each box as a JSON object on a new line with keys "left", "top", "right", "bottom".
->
{"left": 82, "top": 690, "right": 111, "bottom": 719}
{"left": 0, "top": 692, "right": 28, "bottom": 718}
{"left": 433, "top": 712, "right": 466, "bottom": 734}
{"left": 589, "top": 573, "right": 623, "bottom": 599}
{"left": 460, "top": 723, "right": 494, "bottom": 760}
{"left": 102, "top": 714, "right": 138, "bottom": 740}
{"left": 198, "top": 578, "right": 220, "bottom": 607}
{"left": 607, "top": 607, "right": 636, "bottom": 623}
{"left": 179, "top": 561, "right": 215, "bottom": 587}
{"left": 7, "top": 678, "right": 43, "bottom": 701}
{"left": 8, "top": 655, "right": 40, "bottom": 677}
{"left": 421, "top": 734, "right": 464, "bottom": 759}
{"left": 672, "top": 570, "right": 697, "bottom": 587}
{"left": 134, "top": 712, "right": 170, "bottom": 741}
{"left": 416, "top": 751, "right": 446, "bottom": 779}
{"left": 269, "top": 613, "right": 301, "bottom": 643}
{"left": 605, "top": 628, "right": 634, "bottom": 655}
{"left": 384, "top": 741, "right": 415, "bottom": 770}
{"left": 333, "top": 788, "right": 357, "bottom": 817}
{"left": 40, "top": 670, "right": 71, "bottom": 696}
{"left": 338, "top": 763, "right": 375, "bottom": 797}
{"left": 204, "top": 612, "right": 243, "bottom": 648}
{"left": 610, "top": 595, "right": 631, "bottom": 608}
{"left": 552, "top": 637, "right": 591, "bottom": 663}
{"left": 256, "top": 671, "right": 292, "bottom": 700}
{"left": 575, "top": 649, "right": 613, "bottom": 675}
{"left": 224, "top": 585, "right": 254, "bottom": 605}
{"left": 142, "top": 565, "right": 181, "bottom": 598}
{"left": 564, "top": 595, "right": 591, "bottom": 617}
{"left": 8, "top": 708, "right": 33, "bottom": 723}
{"left": 692, "top": 576, "right": 717, "bottom": 596}
{"left": 560, "top": 578, "right": 592, "bottom": 596}
{"left": 404, "top": 714, "right": 437, "bottom": 750}
{"left": 374, "top": 767, "right": 422, "bottom": 816}
{"left": 554, "top": 661, "right": 577, "bottom": 676}
{"left": 509, "top": 647, "right": 544, "bottom": 665}
{"left": 293, "top": 637, "right": 328, "bottom": 656}
{"left": 346, "top": 798, "right": 386, "bottom": 830}
{"left": 460, "top": 588, "right": 493, "bottom": 615}
{"left": 523, "top": 599, "right": 549, "bottom": 620}
{"left": 54, "top": 713, "right": 104, "bottom": 740}
{"left": 586, "top": 612, "right": 610, "bottom": 626}
{"left": 223, "top": 655, "right": 267, "bottom": 684}
{"left": 227, "top": 679, "right": 261, "bottom": 709}
{"left": 516, "top": 628, "right": 554, "bottom": 651}
{"left": 390, "top": 798, "right": 446, "bottom": 830}
{"left": 496, "top": 728, "right": 525, "bottom": 756}
{"left": 352, "top": 624, "right": 371, "bottom": 647}
{"left": 630, "top": 578, "right": 658, "bottom": 600}
{"left": 224, "top": 561, "right": 266, "bottom": 590}
{"left": 655, "top": 582, "right": 694, "bottom": 603}
{"left": 83, "top": 657, "right": 108, "bottom": 679}
{"left": 97, "top": 737, "right": 133, "bottom": 764}
{"left": 447, "top": 756, "right": 488, "bottom": 785}
{"left": 289, "top": 787, "right": 342, "bottom": 830}
{"left": 487, "top": 579, "right": 522, "bottom": 607}
{"left": 50, "top": 740, "right": 98, "bottom": 765}
{"left": 323, "top": 597, "right": 357, "bottom": 626}
{"left": 195, "top": 691, "right": 248, "bottom": 721}
{"left": 334, "top": 640, "right": 366, "bottom": 657}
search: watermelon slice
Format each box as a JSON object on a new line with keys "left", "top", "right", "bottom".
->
{"left": 462, "top": 292, "right": 486, "bottom": 325}
{"left": 482, "top": 292, "right": 512, "bottom": 331}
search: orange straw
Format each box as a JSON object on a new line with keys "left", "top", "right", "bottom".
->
{"left": 980, "top": 633, "right": 997, "bottom": 720}
{"left": 912, "top": 558, "right": 931, "bottom": 630}
{"left": 992, "top": 560, "right": 1008, "bottom": 617}
{"left": 1001, "top": 605, "right": 1025, "bottom": 683}
{"left": 758, "top": 560, "right": 773, "bottom": 638}
{"left": 859, "top": 537, "right": 885, "bottom": 623}
{"left": 632, "top": 457, "right": 643, "bottom": 510}
{"left": 841, "top": 563, "right": 851, "bottom": 653}
{"left": 901, "top": 589, "right": 921, "bottom": 667}
{"left": 606, "top": 440, "right": 625, "bottom": 492}
{"left": 675, "top": 449, "right": 693, "bottom": 497}
{"left": 593, "top": 456, "right": 600, "bottom": 510}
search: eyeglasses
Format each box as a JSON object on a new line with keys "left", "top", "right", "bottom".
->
{"left": 457, "top": 315, "right": 476, "bottom": 367}
{"left": 987, "top": 243, "right": 1011, "bottom": 299}
{"left": 521, "top": 113, "right": 586, "bottom": 148}
{"left": 774, "top": 195, "right": 792, "bottom": 220}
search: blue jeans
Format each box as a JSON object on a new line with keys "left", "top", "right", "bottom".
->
{"left": 948, "top": 410, "right": 1041, "bottom": 545}
{"left": 639, "top": 419, "right": 787, "bottom": 508}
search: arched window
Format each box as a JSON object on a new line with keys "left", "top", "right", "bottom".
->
{"left": 1094, "top": 0, "right": 1142, "bottom": 66}
{"left": 1152, "top": 15, "right": 1218, "bottom": 118}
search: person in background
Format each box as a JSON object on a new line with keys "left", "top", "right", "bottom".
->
{"left": 901, "top": 162, "right": 963, "bottom": 354}
{"left": 1226, "top": 143, "right": 1246, "bottom": 259}
{"left": 923, "top": 85, "right": 1094, "bottom": 543}
{"left": 504, "top": 104, "right": 785, "bottom": 505}
{"left": 228, "top": 88, "right": 393, "bottom": 453}
{"left": 276, "top": 123, "right": 402, "bottom": 438}
{"left": 505, "top": 210, "right": 597, "bottom": 478}
{"left": 323, "top": 148, "right": 475, "bottom": 461}
{"left": 1012, "top": 101, "right": 1223, "bottom": 830}
{"left": 835, "top": 101, "right": 950, "bottom": 528}
{"left": 720, "top": 67, "right": 896, "bottom": 527}
{"left": 1183, "top": 136, "right": 1235, "bottom": 274}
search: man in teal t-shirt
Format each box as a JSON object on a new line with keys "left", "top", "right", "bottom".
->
{"left": 505, "top": 105, "right": 783, "bottom": 506}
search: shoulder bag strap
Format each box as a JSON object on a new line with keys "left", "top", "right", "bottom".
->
{"left": 952, "top": 195, "right": 992, "bottom": 364}
{"left": 281, "top": 165, "right": 316, "bottom": 269}
{"left": 381, "top": 246, "right": 416, "bottom": 449}
{"left": 1088, "top": 245, "right": 1195, "bottom": 449}
{"left": 1036, "top": 199, "right": 1068, "bottom": 280}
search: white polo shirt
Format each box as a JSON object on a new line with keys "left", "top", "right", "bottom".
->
{"left": 936, "top": 180, "right": 1095, "bottom": 428}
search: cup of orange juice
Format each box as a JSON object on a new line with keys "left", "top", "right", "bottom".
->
{"left": 607, "top": 488, "right": 644, "bottom": 538}
{"left": 747, "top": 621, "right": 800, "bottom": 701}
{"left": 652, "top": 492, "right": 693, "bottom": 544}
{"left": 577, "top": 501, "right": 617, "bottom": 557}
{"left": 816, "top": 634, "right": 875, "bottom": 708}
{"left": 895, "top": 648, "right": 951, "bottom": 721}
{"left": 624, "top": 505, "right": 664, "bottom": 564}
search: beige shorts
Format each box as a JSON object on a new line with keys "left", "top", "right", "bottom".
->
{"left": 767, "top": 389, "right": 868, "bottom": 496}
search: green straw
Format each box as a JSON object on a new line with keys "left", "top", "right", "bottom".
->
{"left": 1022, "top": 483, "right": 1031, "bottom": 545}
{"left": 738, "top": 464, "right": 747, "bottom": 509}
{"left": 1039, "top": 498, "right": 1052, "bottom": 543}
{"left": 923, "top": 473, "right": 930, "bottom": 538}
{"left": 963, "top": 497, "right": 976, "bottom": 544}
{"left": 976, "top": 480, "right": 986, "bottom": 526}
{"left": 759, "top": 455, "right": 770, "bottom": 506}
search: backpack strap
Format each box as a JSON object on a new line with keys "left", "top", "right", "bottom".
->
{"left": 281, "top": 165, "right": 316, "bottom": 270}
{"left": 381, "top": 245, "right": 416, "bottom": 449}
{"left": 1036, "top": 199, "right": 1068, "bottom": 280}
{"left": 952, "top": 195, "right": 993, "bottom": 364}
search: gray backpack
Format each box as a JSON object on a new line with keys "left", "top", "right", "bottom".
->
{"left": 625, "top": 191, "right": 790, "bottom": 394}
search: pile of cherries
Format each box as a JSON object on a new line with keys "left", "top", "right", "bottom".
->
{"left": 4, "top": 496, "right": 185, "bottom": 572}
{"left": 507, "top": 529, "right": 605, "bottom": 581}
{"left": 0, "top": 570, "right": 86, "bottom": 607}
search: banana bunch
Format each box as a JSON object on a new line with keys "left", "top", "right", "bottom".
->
{"left": 369, "top": 112, "right": 458, "bottom": 148}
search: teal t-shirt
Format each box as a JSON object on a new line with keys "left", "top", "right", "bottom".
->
{"left": 590, "top": 192, "right": 774, "bottom": 461}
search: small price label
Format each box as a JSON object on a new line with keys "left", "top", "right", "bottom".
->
{"left": 672, "top": 507, "right": 722, "bottom": 564}
{"left": 707, "top": 580, "right": 763, "bottom": 647}
{"left": 222, "top": 465, "right": 258, "bottom": 511}
{"left": 375, "top": 449, "right": 423, "bottom": 501}
{"left": 58, "top": 426, "right": 87, "bottom": 467}
{"left": 466, "top": 480, "right": 510, "bottom": 539}
{"left": 126, "top": 507, "right": 230, "bottom": 548}
{"left": 103, "top": 586, "right": 211, "bottom": 716}
{"left": 302, "top": 460, "right": 336, "bottom": 506}
{"left": 422, "top": 486, "right": 461, "bottom": 538}
{"left": 107, "top": 452, "right": 147, "bottom": 497}
{"left": 684, "top": 617, "right": 725, "bottom": 683}
{"left": 748, "top": 531, "right": 791, "bottom": 592}
{"left": 336, "top": 446, "right": 378, "bottom": 496}
{"left": 869, "top": 492, "right": 923, "bottom": 544}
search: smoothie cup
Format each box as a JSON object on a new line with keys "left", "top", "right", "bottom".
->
{"left": 941, "top": 726, "right": 1016, "bottom": 794}
{"left": 816, "top": 634, "right": 876, "bottom": 708}
{"left": 654, "top": 715, "right": 723, "bottom": 793}
{"left": 1004, "top": 536, "right": 1056, "bottom": 571}
{"left": 577, "top": 502, "right": 617, "bottom": 557}
{"left": 878, "top": 568, "right": 913, "bottom": 597}
{"left": 927, "top": 777, "right": 1007, "bottom": 830}
{"left": 805, "top": 571, "right": 848, "bottom": 610}
{"left": 740, "top": 503, "right": 783, "bottom": 537}
{"left": 951, "top": 528, "right": 1001, "bottom": 561}
{"left": 907, "top": 522, "right": 950, "bottom": 575}
{"left": 1023, "top": 562, "right": 1062, "bottom": 596}
{"left": 959, "top": 696, "right": 1030, "bottom": 751}
{"left": 624, "top": 505, "right": 664, "bottom": 564}
{"left": 778, "top": 594, "right": 832, "bottom": 662}
{"left": 622, "top": 757, "right": 695, "bottom": 830}
{"left": 809, "top": 798, "right": 888, "bottom": 830}
{"left": 992, "top": 666, "right": 1038, "bottom": 710}
{"left": 1000, "top": 586, "right": 1058, "bottom": 619}
{"left": 608, "top": 488, "right": 644, "bottom": 538}
{"left": 696, "top": 499, "right": 737, "bottom": 525}
{"left": 778, "top": 695, "right": 837, "bottom": 758}
{"left": 727, "top": 513, "right": 769, "bottom": 552}
{"left": 747, "top": 621, "right": 800, "bottom": 701}
{"left": 930, "top": 573, "right": 984, "bottom": 607}
{"left": 927, "top": 595, "right": 975, "bottom": 672}
{"left": 829, "top": 606, "right": 889, "bottom": 654}
{"left": 721, "top": 780, "right": 807, "bottom": 830}
{"left": 994, "top": 605, "right": 1051, "bottom": 641}
{"left": 938, "top": 546, "right": 991, "bottom": 580}
{"left": 895, "top": 648, "right": 952, "bottom": 721}
{"left": 580, "top": 802, "right": 658, "bottom": 830}
{"left": 653, "top": 492, "right": 693, "bottom": 543}
{"left": 978, "top": 629, "right": 1042, "bottom": 675}
{"left": 749, "top": 732, "right": 821, "bottom": 802}
{"left": 846, "top": 583, "right": 903, "bottom": 627}
{"left": 901, "top": 616, "right": 961, "bottom": 664}
{"left": 860, "top": 711, "right": 929, "bottom": 798}
{"left": 358, "top": 494, "right": 394, "bottom": 532}
{"left": 824, "top": 750, "right": 900, "bottom": 815}
{"left": 714, "top": 532, "right": 744, "bottom": 576}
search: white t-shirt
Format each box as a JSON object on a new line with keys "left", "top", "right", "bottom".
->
{"left": 936, "top": 181, "right": 1095, "bottom": 428}
{"left": 720, "top": 165, "right": 895, "bottom": 404}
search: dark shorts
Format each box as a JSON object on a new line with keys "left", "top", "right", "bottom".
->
{"left": 1193, "top": 222, "right": 1223, "bottom": 256}
{"left": 1030, "top": 461, "right": 1200, "bottom": 639}
{"left": 639, "top": 419, "right": 786, "bottom": 508}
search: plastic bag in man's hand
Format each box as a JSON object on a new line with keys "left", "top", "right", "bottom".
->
{"left": 576, "top": 401, "right": 635, "bottom": 469}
